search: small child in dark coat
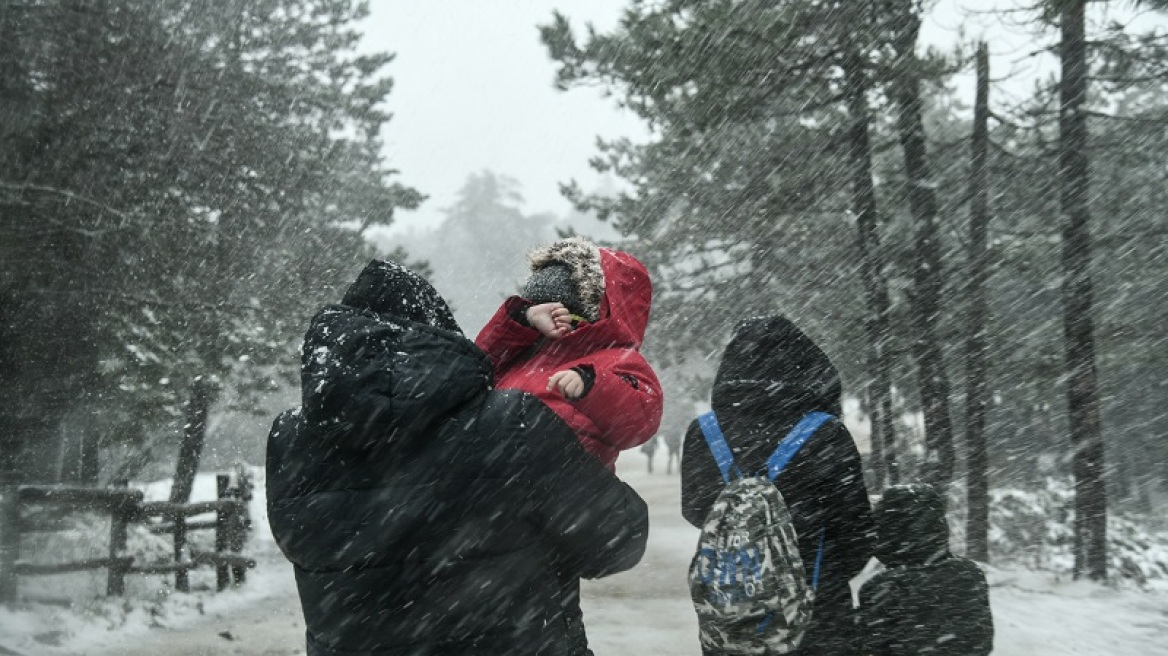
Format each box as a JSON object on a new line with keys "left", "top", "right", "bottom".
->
{"left": 858, "top": 484, "right": 994, "bottom": 656}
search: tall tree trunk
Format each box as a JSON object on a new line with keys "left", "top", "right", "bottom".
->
{"left": 964, "top": 42, "right": 991, "bottom": 562}
{"left": 1058, "top": 0, "right": 1107, "bottom": 581}
{"left": 891, "top": 4, "right": 956, "bottom": 492}
{"left": 169, "top": 376, "right": 211, "bottom": 505}
{"left": 843, "top": 50, "right": 898, "bottom": 490}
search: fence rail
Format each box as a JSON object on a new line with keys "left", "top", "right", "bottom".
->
{"left": 0, "top": 471, "right": 253, "bottom": 604}
{"left": 14, "top": 556, "right": 135, "bottom": 576}
{"left": 18, "top": 485, "right": 143, "bottom": 509}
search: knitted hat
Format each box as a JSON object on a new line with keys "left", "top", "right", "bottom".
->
{"left": 521, "top": 262, "right": 586, "bottom": 319}
{"left": 522, "top": 237, "right": 605, "bottom": 322}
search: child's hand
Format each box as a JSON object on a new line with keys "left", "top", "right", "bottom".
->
{"left": 525, "top": 302, "right": 573, "bottom": 339}
{"left": 548, "top": 369, "right": 586, "bottom": 400}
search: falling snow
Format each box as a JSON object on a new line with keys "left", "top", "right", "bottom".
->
{"left": 1, "top": 0, "right": 1166, "bottom": 654}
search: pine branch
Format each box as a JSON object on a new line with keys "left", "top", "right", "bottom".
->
{"left": 24, "top": 287, "right": 262, "bottom": 313}
{"left": 0, "top": 181, "right": 136, "bottom": 224}
{"left": 1084, "top": 110, "right": 1168, "bottom": 125}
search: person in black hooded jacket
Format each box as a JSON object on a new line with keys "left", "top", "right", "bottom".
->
{"left": 266, "top": 260, "right": 649, "bottom": 656}
{"left": 681, "top": 315, "right": 876, "bottom": 656}
{"left": 857, "top": 484, "right": 994, "bottom": 656}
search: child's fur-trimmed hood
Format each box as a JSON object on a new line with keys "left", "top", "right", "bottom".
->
{"left": 525, "top": 236, "right": 653, "bottom": 348}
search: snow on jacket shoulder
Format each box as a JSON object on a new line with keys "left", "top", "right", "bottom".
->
{"left": 858, "top": 558, "right": 993, "bottom": 656}
{"left": 476, "top": 247, "right": 663, "bottom": 467}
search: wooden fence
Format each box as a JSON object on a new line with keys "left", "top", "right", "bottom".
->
{"left": 0, "top": 472, "right": 254, "bottom": 604}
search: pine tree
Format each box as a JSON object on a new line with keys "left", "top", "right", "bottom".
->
{"left": 1055, "top": 0, "right": 1107, "bottom": 581}
{"left": 424, "top": 171, "right": 552, "bottom": 335}
{"left": 0, "top": 0, "right": 421, "bottom": 481}
{"left": 843, "top": 44, "right": 898, "bottom": 490}
{"left": 541, "top": 1, "right": 908, "bottom": 419}
{"left": 964, "top": 42, "right": 992, "bottom": 563}
{"left": 888, "top": 0, "right": 957, "bottom": 491}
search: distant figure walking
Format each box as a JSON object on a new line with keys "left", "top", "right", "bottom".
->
{"left": 641, "top": 435, "right": 659, "bottom": 473}
{"left": 664, "top": 430, "right": 682, "bottom": 475}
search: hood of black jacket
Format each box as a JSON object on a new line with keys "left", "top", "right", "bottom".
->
{"left": 874, "top": 483, "right": 951, "bottom": 567}
{"left": 710, "top": 315, "right": 842, "bottom": 426}
{"left": 299, "top": 261, "right": 491, "bottom": 451}
{"left": 341, "top": 259, "right": 462, "bottom": 332}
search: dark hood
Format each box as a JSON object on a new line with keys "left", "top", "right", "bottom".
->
{"left": 711, "top": 315, "right": 842, "bottom": 422}
{"left": 874, "top": 484, "right": 951, "bottom": 568}
{"left": 300, "top": 261, "right": 491, "bottom": 450}
{"left": 341, "top": 259, "right": 461, "bottom": 332}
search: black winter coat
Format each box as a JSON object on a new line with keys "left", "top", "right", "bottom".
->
{"left": 267, "top": 260, "right": 649, "bottom": 656}
{"left": 681, "top": 316, "right": 876, "bottom": 655}
{"left": 857, "top": 484, "right": 993, "bottom": 656}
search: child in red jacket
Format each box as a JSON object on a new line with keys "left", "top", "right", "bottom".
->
{"left": 476, "top": 236, "right": 663, "bottom": 470}
{"left": 477, "top": 236, "right": 663, "bottom": 654}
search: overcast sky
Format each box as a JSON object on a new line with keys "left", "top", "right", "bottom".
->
{"left": 359, "top": 1, "right": 1164, "bottom": 237}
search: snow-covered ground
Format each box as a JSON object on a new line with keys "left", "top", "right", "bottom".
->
{"left": 1, "top": 458, "right": 1166, "bottom": 655}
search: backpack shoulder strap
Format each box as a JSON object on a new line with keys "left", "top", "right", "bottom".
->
{"left": 766, "top": 411, "right": 835, "bottom": 482}
{"left": 697, "top": 411, "right": 741, "bottom": 484}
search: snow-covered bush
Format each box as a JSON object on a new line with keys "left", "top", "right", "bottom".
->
{"left": 975, "top": 478, "right": 1168, "bottom": 583}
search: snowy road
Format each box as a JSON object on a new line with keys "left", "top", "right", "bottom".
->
{"left": 7, "top": 458, "right": 1163, "bottom": 656}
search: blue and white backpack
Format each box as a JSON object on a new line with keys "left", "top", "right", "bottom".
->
{"left": 688, "top": 411, "right": 832, "bottom": 655}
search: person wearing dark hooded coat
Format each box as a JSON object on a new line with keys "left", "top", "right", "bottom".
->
{"left": 681, "top": 315, "right": 876, "bottom": 655}
{"left": 857, "top": 484, "right": 994, "bottom": 656}
{"left": 266, "top": 260, "right": 650, "bottom": 656}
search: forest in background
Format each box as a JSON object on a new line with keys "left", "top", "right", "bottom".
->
{"left": 0, "top": 0, "right": 426, "bottom": 484}
{"left": 534, "top": 0, "right": 1168, "bottom": 579}
{"left": 0, "top": 0, "right": 1165, "bottom": 581}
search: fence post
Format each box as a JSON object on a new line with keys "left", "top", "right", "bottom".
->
{"left": 215, "top": 475, "right": 230, "bottom": 591}
{"left": 0, "top": 485, "right": 20, "bottom": 604}
{"left": 107, "top": 480, "right": 131, "bottom": 596}
{"left": 173, "top": 511, "right": 188, "bottom": 593}
{"left": 171, "top": 377, "right": 211, "bottom": 507}
{"left": 230, "top": 470, "right": 251, "bottom": 586}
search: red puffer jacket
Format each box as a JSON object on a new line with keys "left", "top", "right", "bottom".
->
{"left": 476, "top": 248, "right": 663, "bottom": 468}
